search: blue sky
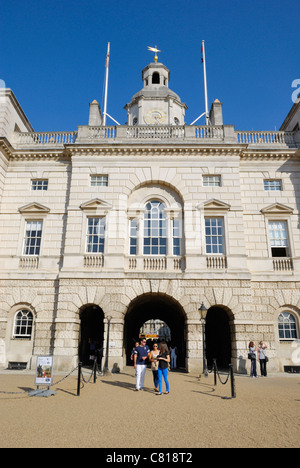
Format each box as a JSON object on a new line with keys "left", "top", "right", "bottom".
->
{"left": 0, "top": 0, "right": 299, "bottom": 131}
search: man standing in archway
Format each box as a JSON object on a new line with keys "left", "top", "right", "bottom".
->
{"left": 134, "top": 337, "right": 150, "bottom": 391}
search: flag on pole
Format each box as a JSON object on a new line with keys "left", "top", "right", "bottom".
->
{"left": 201, "top": 45, "right": 204, "bottom": 63}
{"left": 105, "top": 42, "right": 110, "bottom": 68}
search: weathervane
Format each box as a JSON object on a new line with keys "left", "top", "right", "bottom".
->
{"left": 148, "top": 45, "right": 161, "bottom": 63}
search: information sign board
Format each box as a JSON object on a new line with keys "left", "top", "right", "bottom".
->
{"left": 35, "top": 356, "right": 54, "bottom": 386}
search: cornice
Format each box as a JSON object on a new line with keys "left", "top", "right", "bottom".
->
{"left": 240, "top": 149, "right": 299, "bottom": 161}
{"left": 67, "top": 145, "right": 245, "bottom": 157}
{"left": 1, "top": 141, "right": 299, "bottom": 162}
{"left": 8, "top": 149, "right": 71, "bottom": 162}
{"left": 0, "top": 137, "right": 14, "bottom": 159}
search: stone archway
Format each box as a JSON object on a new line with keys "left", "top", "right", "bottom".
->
{"left": 124, "top": 293, "right": 187, "bottom": 368}
{"left": 205, "top": 306, "right": 233, "bottom": 369}
{"left": 79, "top": 305, "right": 104, "bottom": 365}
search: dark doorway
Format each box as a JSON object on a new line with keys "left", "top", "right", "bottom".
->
{"left": 79, "top": 305, "right": 104, "bottom": 365}
{"left": 205, "top": 306, "right": 232, "bottom": 370}
{"left": 124, "top": 294, "right": 186, "bottom": 368}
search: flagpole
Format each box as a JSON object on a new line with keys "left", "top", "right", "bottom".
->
{"left": 103, "top": 42, "right": 110, "bottom": 127}
{"left": 202, "top": 40, "right": 209, "bottom": 126}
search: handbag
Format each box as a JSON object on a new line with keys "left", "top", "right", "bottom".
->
{"left": 265, "top": 356, "right": 269, "bottom": 363}
{"left": 248, "top": 352, "right": 256, "bottom": 360}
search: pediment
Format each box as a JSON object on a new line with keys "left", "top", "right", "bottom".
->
{"left": 80, "top": 198, "right": 112, "bottom": 212}
{"left": 201, "top": 199, "right": 231, "bottom": 211}
{"left": 261, "top": 203, "right": 294, "bottom": 215}
{"left": 18, "top": 202, "right": 50, "bottom": 214}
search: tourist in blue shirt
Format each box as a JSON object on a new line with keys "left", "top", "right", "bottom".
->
{"left": 134, "top": 337, "right": 150, "bottom": 391}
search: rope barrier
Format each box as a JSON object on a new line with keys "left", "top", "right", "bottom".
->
{"left": 0, "top": 361, "right": 97, "bottom": 397}
{"left": 210, "top": 359, "right": 236, "bottom": 399}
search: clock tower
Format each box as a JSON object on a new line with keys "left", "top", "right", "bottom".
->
{"left": 125, "top": 61, "right": 187, "bottom": 126}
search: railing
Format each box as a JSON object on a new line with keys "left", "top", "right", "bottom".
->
{"left": 206, "top": 256, "right": 227, "bottom": 269}
{"left": 15, "top": 131, "right": 78, "bottom": 146}
{"left": 83, "top": 254, "right": 104, "bottom": 268}
{"left": 236, "top": 130, "right": 296, "bottom": 146}
{"left": 126, "top": 125, "right": 185, "bottom": 139}
{"left": 144, "top": 257, "right": 167, "bottom": 271}
{"left": 13, "top": 126, "right": 297, "bottom": 148}
{"left": 126, "top": 256, "right": 184, "bottom": 271}
{"left": 194, "top": 126, "right": 224, "bottom": 139}
{"left": 19, "top": 256, "right": 39, "bottom": 269}
{"left": 273, "top": 257, "right": 293, "bottom": 271}
{"left": 87, "top": 127, "right": 116, "bottom": 139}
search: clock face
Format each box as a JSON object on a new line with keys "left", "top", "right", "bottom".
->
{"left": 144, "top": 109, "right": 167, "bottom": 125}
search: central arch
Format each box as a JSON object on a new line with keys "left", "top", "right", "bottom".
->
{"left": 205, "top": 306, "right": 232, "bottom": 370}
{"left": 124, "top": 294, "right": 187, "bottom": 368}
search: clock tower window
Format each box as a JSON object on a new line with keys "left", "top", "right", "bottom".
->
{"left": 152, "top": 72, "right": 160, "bottom": 84}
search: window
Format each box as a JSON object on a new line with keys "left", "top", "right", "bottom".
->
{"left": 203, "top": 175, "right": 221, "bottom": 187}
{"left": 144, "top": 201, "right": 167, "bottom": 255}
{"left": 86, "top": 217, "right": 105, "bottom": 253}
{"left": 205, "top": 217, "right": 225, "bottom": 254}
{"left": 172, "top": 219, "right": 181, "bottom": 256}
{"left": 129, "top": 219, "right": 138, "bottom": 255}
{"left": 152, "top": 72, "right": 160, "bottom": 84}
{"left": 264, "top": 180, "right": 282, "bottom": 191}
{"left": 13, "top": 310, "right": 33, "bottom": 339}
{"left": 269, "top": 221, "right": 289, "bottom": 257}
{"left": 90, "top": 175, "right": 108, "bottom": 187}
{"left": 278, "top": 312, "right": 298, "bottom": 340}
{"left": 23, "top": 220, "right": 43, "bottom": 256}
{"left": 31, "top": 179, "right": 48, "bottom": 191}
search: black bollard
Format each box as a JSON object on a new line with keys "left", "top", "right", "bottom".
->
{"left": 93, "top": 358, "right": 97, "bottom": 384}
{"left": 229, "top": 364, "right": 236, "bottom": 399}
{"left": 77, "top": 362, "right": 82, "bottom": 397}
{"left": 213, "top": 359, "right": 217, "bottom": 386}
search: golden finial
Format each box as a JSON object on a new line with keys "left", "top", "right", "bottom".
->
{"left": 148, "top": 45, "right": 161, "bottom": 63}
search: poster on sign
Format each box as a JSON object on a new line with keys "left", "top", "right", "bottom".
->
{"left": 35, "top": 356, "right": 54, "bottom": 386}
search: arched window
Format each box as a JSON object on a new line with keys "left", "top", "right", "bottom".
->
{"left": 144, "top": 201, "right": 167, "bottom": 255}
{"left": 13, "top": 310, "right": 34, "bottom": 339}
{"left": 152, "top": 72, "right": 160, "bottom": 84}
{"left": 278, "top": 312, "right": 298, "bottom": 340}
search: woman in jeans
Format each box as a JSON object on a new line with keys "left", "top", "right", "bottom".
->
{"left": 149, "top": 343, "right": 160, "bottom": 392}
{"left": 258, "top": 341, "right": 268, "bottom": 377}
{"left": 249, "top": 341, "right": 258, "bottom": 378}
{"left": 156, "top": 342, "right": 170, "bottom": 395}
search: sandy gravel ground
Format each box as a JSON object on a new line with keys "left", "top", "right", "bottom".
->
{"left": 0, "top": 367, "right": 299, "bottom": 448}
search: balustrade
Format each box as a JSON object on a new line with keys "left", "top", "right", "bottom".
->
{"left": 13, "top": 126, "right": 297, "bottom": 148}
{"left": 273, "top": 257, "right": 293, "bottom": 271}
{"left": 237, "top": 130, "right": 296, "bottom": 146}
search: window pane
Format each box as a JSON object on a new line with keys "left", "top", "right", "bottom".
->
{"left": 23, "top": 221, "right": 43, "bottom": 256}
{"left": 86, "top": 218, "right": 105, "bottom": 253}
{"left": 205, "top": 218, "right": 224, "bottom": 255}
{"left": 203, "top": 175, "right": 221, "bottom": 187}
{"left": 264, "top": 180, "right": 282, "bottom": 191}
{"left": 90, "top": 175, "right": 108, "bottom": 187}
{"left": 278, "top": 312, "right": 298, "bottom": 340}
{"left": 31, "top": 179, "right": 48, "bottom": 191}
{"left": 143, "top": 201, "right": 167, "bottom": 255}
{"left": 269, "top": 221, "right": 288, "bottom": 247}
{"left": 14, "top": 310, "right": 33, "bottom": 338}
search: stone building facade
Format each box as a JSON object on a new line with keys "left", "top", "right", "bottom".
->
{"left": 0, "top": 61, "right": 300, "bottom": 373}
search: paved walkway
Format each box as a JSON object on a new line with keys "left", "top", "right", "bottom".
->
{"left": 0, "top": 367, "right": 299, "bottom": 448}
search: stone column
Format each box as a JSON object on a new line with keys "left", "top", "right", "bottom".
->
{"left": 185, "top": 319, "right": 203, "bottom": 373}
{"left": 103, "top": 317, "right": 124, "bottom": 372}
